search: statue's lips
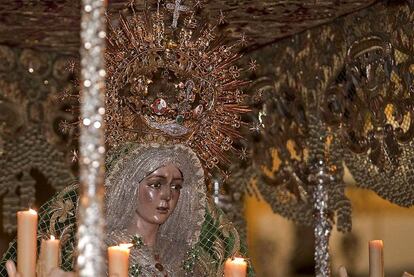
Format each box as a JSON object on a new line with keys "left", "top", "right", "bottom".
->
{"left": 156, "top": 206, "right": 169, "bottom": 214}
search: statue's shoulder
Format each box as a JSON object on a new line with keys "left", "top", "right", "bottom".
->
{"left": 38, "top": 182, "right": 79, "bottom": 271}
{"left": 37, "top": 182, "right": 79, "bottom": 237}
{"left": 190, "top": 198, "right": 256, "bottom": 277}
{"left": 202, "top": 198, "right": 255, "bottom": 276}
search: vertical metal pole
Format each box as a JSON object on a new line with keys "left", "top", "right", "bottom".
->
{"left": 77, "top": 0, "right": 107, "bottom": 276}
{"left": 313, "top": 180, "right": 332, "bottom": 277}
{"left": 308, "top": 114, "right": 332, "bottom": 277}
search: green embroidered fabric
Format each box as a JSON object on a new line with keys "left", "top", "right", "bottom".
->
{"left": 0, "top": 184, "right": 78, "bottom": 276}
{"left": 0, "top": 185, "right": 254, "bottom": 276}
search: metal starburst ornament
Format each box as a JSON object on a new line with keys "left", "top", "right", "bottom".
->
{"left": 66, "top": 1, "right": 250, "bottom": 171}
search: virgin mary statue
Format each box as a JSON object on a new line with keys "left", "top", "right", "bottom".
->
{"left": 1, "top": 1, "right": 254, "bottom": 276}
{"left": 1, "top": 143, "right": 253, "bottom": 276}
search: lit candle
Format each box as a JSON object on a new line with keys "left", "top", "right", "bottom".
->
{"left": 108, "top": 243, "right": 132, "bottom": 277}
{"left": 224, "top": 257, "right": 247, "bottom": 277}
{"left": 17, "top": 209, "right": 38, "bottom": 277}
{"left": 369, "top": 240, "right": 384, "bottom": 277}
{"left": 42, "top": 235, "right": 60, "bottom": 275}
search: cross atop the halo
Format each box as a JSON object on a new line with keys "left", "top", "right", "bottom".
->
{"left": 166, "top": 0, "right": 190, "bottom": 28}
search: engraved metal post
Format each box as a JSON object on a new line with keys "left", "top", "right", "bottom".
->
{"left": 77, "top": 0, "right": 107, "bottom": 276}
{"left": 308, "top": 115, "right": 333, "bottom": 277}
{"left": 308, "top": 158, "right": 333, "bottom": 277}
{"left": 313, "top": 175, "right": 332, "bottom": 277}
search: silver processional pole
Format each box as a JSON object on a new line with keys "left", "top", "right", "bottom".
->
{"left": 77, "top": 0, "right": 107, "bottom": 276}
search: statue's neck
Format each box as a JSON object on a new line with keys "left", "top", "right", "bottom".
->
{"left": 127, "top": 213, "right": 159, "bottom": 247}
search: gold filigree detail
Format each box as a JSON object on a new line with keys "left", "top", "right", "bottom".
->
{"left": 196, "top": 248, "right": 216, "bottom": 276}
{"left": 50, "top": 199, "right": 74, "bottom": 223}
{"left": 65, "top": 3, "right": 250, "bottom": 172}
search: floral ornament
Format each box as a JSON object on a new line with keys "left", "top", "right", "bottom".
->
{"left": 183, "top": 247, "right": 200, "bottom": 275}
{"left": 217, "top": 214, "right": 233, "bottom": 239}
{"left": 129, "top": 264, "right": 142, "bottom": 277}
{"left": 50, "top": 199, "right": 74, "bottom": 223}
{"left": 131, "top": 234, "right": 144, "bottom": 249}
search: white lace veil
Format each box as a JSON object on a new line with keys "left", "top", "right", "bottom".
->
{"left": 104, "top": 143, "right": 206, "bottom": 273}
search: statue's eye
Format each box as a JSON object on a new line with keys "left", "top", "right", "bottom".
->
{"left": 171, "top": 184, "right": 182, "bottom": 191}
{"left": 149, "top": 182, "right": 162, "bottom": 189}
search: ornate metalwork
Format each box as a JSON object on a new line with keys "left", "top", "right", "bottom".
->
{"left": 312, "top": 181, "right": 331, "bottom": 277}
{"left": 307, "top": 116, "right": 336, "bottom": 277}
{"left": 63, "top": 1, "right": 250, "bottom": 173}
{"left": 0, "top": 2, "right": 413, "bottom": 276}
{"left": 166, "top": 0, "right": 190, "bottom": 28}
{"left": 76, "top": 0, "right": 107, "bottom": 276}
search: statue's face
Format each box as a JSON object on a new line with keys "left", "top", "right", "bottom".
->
{"left": 136, "top": 163, "right": 183, "bottom": 225}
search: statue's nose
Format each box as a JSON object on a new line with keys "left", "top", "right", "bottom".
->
{"left": 160, "top": 184, "right": 171, "bottom": 201}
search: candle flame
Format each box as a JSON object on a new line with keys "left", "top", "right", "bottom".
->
{"left": 28, "top": 208, "right": 37, "bottom": 215}
{"left": 119, "top": 243, "right": 133, "bottom": 249}
{"left": 50, "top": 235, "right": 55, "bottom": 240}
{"left": 232, "top": 257, "right": 246, "bottom": 264}
{"left": 369, "top": 240, "right": 384, "bottom": 247}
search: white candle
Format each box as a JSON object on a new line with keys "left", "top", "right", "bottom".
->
{"left": 42, "top": 235, "right": 60, "bottom": 275}
{"left": 108, "top": 243, "right": 132, "bottom": 277}
{"left": 369, "top": 240, "right": 384, "bottom": 277}
{"left": 224, "top": 257, "right": 247, "bottom": 277}
{"left": 17, "top": 209, "right": 38, "bottom": 277}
